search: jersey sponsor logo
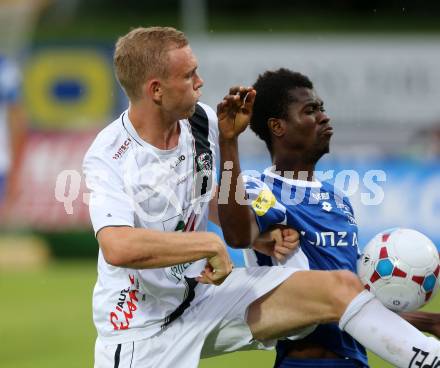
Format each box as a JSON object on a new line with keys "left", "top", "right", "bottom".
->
{"left": 109, "top": 274, "right": 141, "bottom": 331}
{"left": 409, "top": 346, "right": 440, "bottom": 367}
{"left": 252, "top": 189, "right": 276, "bottom": 216}
{"left": 311, "top": 192, "right": 330, "bottom": 201}
{"left": 301, "top": 230, "right": 358, "bottom": 247}
{"left": 321, "top": 201, "right": 333, "bottom": 212}
{"left": 112, "top": 138, "right": 132, "bottom": 160}
{"left": 194, "top": 152, "right": 213, "bottom": 198}
{"left": 196, "top": 152, "right": 212, "bottom": 177}
{"left": 170, "top": 154, "right": 185, "bottom": 169}
{"left": 167, "top": 262, "right": 193, "bottom": 283}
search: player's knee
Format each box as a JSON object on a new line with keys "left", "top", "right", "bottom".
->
{"left": 328, "top": 270, "right": 364, "bottom": 318}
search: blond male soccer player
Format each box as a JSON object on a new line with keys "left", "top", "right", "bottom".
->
{"left": 83, "top": 27, "right": 440, "bottom": 368}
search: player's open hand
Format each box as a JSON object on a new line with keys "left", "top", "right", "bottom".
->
{"left": 253, "top": 226, "right": 300, "bottom": 262}
{"left": 196, "top": 243, "right": 233, "bottom": 286}
{"left": 217, "top": 86, "right": 256, "bottom": 140}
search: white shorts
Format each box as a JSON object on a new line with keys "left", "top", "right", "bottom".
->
{"left": 95, "top": 266, "right": 308, "bottom": 368}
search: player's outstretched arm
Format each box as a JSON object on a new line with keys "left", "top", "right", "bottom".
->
{"left": 97, "top": 226, "right": 232, "bottom": 284}
{"left": 217, "top": 86, "right": 260, "bottom": 248}
{"left": 400, "top": 311, "right": 440, "bottom": 338}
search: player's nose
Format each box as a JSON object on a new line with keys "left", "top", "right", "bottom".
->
{"left": 195, "top": 72, "right": 204, "bottom": 89}
{"left": 318, "top": 112, "right": 330, "bottom": 126}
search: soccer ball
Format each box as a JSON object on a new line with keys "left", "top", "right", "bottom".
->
{"left": 357, "top": 228, "right": 440, "bottom": 312}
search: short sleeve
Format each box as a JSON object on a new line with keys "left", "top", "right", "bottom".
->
{"left": 243, "top": 175, "right": 287, "bottom": 233}
{"left": 83, "top": 151, "right": 134, "bottom": 235}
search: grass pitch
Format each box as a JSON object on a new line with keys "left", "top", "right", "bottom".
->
{"left": 1, "top": 261, "right": 438, "bottom": 367}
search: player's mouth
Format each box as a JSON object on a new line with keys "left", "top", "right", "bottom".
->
{"left": 320, "top": 126, "right": 334, "bottom": 137}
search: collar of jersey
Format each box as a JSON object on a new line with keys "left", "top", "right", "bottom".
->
{"left": 263, "top": 167, "right": 322, "bottom": 188}
{"left": 121, "top": 110, "right": 184, "bottom": 156}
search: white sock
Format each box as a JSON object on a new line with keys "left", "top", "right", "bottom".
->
{"left": 339, "top": 290, "right": 440, "bottom": 368}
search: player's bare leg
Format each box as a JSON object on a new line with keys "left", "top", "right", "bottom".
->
{"left": 247, "top": 269, "right": 440, "bottom": 368}
{"left": 247, "top": 270, "right": 360, "bottom": 340}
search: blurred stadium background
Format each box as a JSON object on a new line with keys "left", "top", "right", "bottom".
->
{"left": 1, "top": 0, "right": 440, "bottom": 367}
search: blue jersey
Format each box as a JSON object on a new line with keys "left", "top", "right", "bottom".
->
{"left": 244, "top": 168, "right": 368, "bottom": 367}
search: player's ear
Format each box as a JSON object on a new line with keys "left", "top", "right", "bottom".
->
{"left": 268, "top": 118, "right": 286, "bottom": 137}
{"left": 146, "top": 79, "right": 162, "bottom": 104}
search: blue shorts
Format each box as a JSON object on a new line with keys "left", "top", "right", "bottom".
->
{"left": 277, "top": 357, "right": 367, "bottom": 368}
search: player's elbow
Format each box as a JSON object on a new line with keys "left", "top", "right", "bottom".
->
{"left": 99, "top": 238, "right": 128, "bottom": 267}
{"left": 223, "top": 231, "right": 252, "bottom": 249}
{"left": 222, "top": 217, "right": 258, "bottom": 249}
{"left": 219, "top": 206, "right": 259, "bottom": 248}
{"left": 97, "top": 227, "right": 141, "bottom": 267}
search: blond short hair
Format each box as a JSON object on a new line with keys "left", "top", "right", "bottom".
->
{"left": 114, "top": 26, "right": 188, "bottom": 101}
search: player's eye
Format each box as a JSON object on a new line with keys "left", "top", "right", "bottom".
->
{"left": 186, "top": 69, "right": 197, "bottom": 79}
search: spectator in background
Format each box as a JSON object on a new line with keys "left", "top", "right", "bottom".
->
{"left": 0, "top": 54, "right": 27, "bottom": 213}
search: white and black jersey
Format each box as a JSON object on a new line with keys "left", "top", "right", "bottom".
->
{"left": 83, "top": 102, "right": 219, "bottom": 344}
